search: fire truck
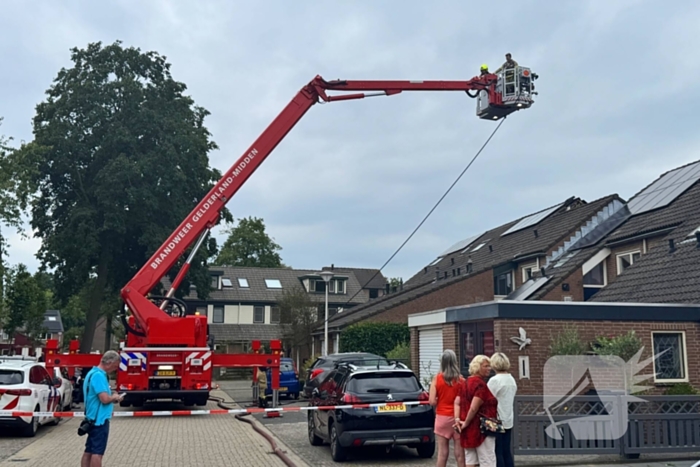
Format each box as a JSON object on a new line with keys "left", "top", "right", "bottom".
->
{"left": 43, "top": 65, "right": 538, "bottom": 407}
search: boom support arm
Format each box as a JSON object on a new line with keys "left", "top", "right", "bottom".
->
{"left": 121, "top": 73, "right": 502, "bottom": 345}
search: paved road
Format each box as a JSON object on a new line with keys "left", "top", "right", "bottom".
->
{"left": 219, "top": 379, "right": 700, "bottom": 467}
{"left": 0, "top": 390, "right": 307, "bottom": 467}
{"left": 0, "top": 422, "right": 65, "bottom": 463}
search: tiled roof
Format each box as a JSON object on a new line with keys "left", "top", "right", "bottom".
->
{"left": 591, "top": 236, "right": 700, "bottom": 304}
{"left": 209, "top": 324, "right": 288, "bottom": 342}
{"left": 607, "top": 160, "right": 700, "bottom": 242}
{"left": 171, "top": 266, "right": 368, "bottom": 306}
{"left": 322, "top": 194, "right": 621, "bottom": 330}
{"left": 323, "top": 266, "right": 387, "bottom": 290}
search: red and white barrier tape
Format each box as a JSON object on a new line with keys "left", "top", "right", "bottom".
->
{"left": 0, "top": 401, "right": 431, "bottom": 418}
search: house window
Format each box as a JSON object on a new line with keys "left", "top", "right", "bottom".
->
{"left": 335, "top": 280, "right": 345, "bottom": 294}
{"left": 583, "top": 261, "right": 607, "bottom": 301}
{"left": 254, "top": 306, "right": 265, "bottom": 324}
{"left": 270, "top": 306, "right": 281, "bottom": 324}
{"left": 311, "top": 280, "right": 326, "bottom": 292}
{"left": 652, "top": 332, "right": 687, "bottom": 382}
{"left": 521, "top": 263, "right": 537, "bottom": 283}
{"left": 616, "top": 250, "right": 641, "bottom": 275}
{"left": 265, "top": 279, "right": 282, "bottom": 289}
{"left": 494, "top": 270, "right": 513, "bottom": 296}
{"left": 210, "top": 275, "right": 219, "bottom": 289}
{"left": 238, "top": 278, "right": 249, "bottom": 288}
{"left": 213, "top": 306, "right": 224, "bottom": 323}
{"left": 47, "top": 316, "right": 57, "bottom": 322}
{"left": 221, "top": 278, "right": 233, "bottom": 287}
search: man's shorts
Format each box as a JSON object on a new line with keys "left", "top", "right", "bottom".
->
{"left": 85, "top": 420, "right": 110, "bottom": 455}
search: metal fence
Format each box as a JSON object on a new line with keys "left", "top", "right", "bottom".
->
{"left": 513, "top": 395, "right": 700, "bottom": 457}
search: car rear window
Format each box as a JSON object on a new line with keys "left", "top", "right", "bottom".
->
{"left": 0, "top": 370, "right": 24, "bottom": 385}
{"left": 347, "top": 372, "right": 420, "bottom": 393}
{"left": 342, "top": 356, "right": 389, "bottom": 366}
{"left": 281, "top": 362, "right": 294, "bottom": 372}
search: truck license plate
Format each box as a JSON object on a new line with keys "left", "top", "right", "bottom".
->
{"left": 157, "top": 370, "right": 176, "bottom": 376}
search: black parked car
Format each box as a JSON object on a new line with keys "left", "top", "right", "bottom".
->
{"left": 303, "top": 352, "right": 388, "bottom": 398}
{"left": 307, "top": 362, "right": 435, "bottom": 462}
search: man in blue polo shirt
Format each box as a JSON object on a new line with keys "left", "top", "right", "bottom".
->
{"left": 82, "top": 351, "right": 123, "bottom": 467}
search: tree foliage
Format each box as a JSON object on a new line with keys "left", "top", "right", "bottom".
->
{"left": 591, "top": 330, "right": 643, "bottom": 362}
{"left": 339, "top": 322, "right": 410, "bottom": 357}
{"left": 14, "top": 41, "right": 225, "bottom": 351}
{"left": 214, "top": 217, "right": 284, "bottom": 268}
{"left": 3, "top": 264, "right": 47, "bottom": 343}
{"left": 279, "top": 286, "right": 317, "bottom": 354}
{"left": 548, "top": 325, "right": 588, "bottom": 356}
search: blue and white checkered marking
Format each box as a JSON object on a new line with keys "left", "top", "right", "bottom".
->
{"left": 119, "top": 352, "right": 147, "bottom": 371}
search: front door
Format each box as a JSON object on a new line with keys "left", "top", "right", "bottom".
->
{"left": 459, "top": 321, "right": 495, "bottom": 376}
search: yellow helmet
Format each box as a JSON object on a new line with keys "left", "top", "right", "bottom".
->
{"left": 480, "top": 64, "right": 489, "bottom": 71}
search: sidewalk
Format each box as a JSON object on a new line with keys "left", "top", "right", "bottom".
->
{"left": 0, "top": 390, "right": 308, "bottom": 467}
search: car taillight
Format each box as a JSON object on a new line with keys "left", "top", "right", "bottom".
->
{"left": 418, "top": 391, "right": 429, "bottom": 401}
{"left": 6, "top": 389, "right": 32, "bottom": 396}
{"left": 340, "top": 393, "right": 362, "bottom": 404}
{"left": 310, "top": 369, "right": 323, "bottom": 380}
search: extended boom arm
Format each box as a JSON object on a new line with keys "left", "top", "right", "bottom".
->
{"left": 121, "top": 71, "right": 532, "bottom": 346}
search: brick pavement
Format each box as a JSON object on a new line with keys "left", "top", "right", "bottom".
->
{"left": 0, "top": 390, "right": 308, "bottom": 467}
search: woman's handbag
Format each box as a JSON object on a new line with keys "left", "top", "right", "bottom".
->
{"left": 479, "top": 415, "right": 505, "bottom": 436}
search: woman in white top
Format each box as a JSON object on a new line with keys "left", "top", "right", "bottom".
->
{"left": 487, "top": 353, "right": 517, "bottom": 467}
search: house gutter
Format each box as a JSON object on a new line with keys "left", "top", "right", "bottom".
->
{"left": 605, "top": 226, "right": 676, "bottom": 247}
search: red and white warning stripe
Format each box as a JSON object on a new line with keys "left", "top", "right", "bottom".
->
{"left": 0, "top": 401, "right": 430, "bottom": 418}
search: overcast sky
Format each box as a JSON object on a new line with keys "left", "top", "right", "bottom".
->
{"left": 2, "top": 0, "right": 700, "bottom": 282}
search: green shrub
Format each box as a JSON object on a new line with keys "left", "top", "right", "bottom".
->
{"left": 664, "top": 383, "right": 699, "bottom": 396}
{"left": 301, "top": 354, "right": 321, "bottom": 375}
{"left": 386, "top": 342, "right": 411, "bottom": 368}
{"left": 591, "top": 330, "right": 643, "bottom": 362}
{"left": 339, "top": 322, "right": 410, "bottom": 357}
{"left": 548, "top": 325, "right": 588, "bottom": 356}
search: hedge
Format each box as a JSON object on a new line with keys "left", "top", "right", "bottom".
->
{"left": 339, "top": 322, "right": 410, "bottom": 357}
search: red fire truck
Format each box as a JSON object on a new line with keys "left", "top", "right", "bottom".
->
{"left": 43, "top": 65, "right": 537, "bottom": 407}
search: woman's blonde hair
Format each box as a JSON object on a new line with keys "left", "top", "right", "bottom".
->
{"left": 439, "top": 349, "right": 461, "bottom": 385}
{"left": 468, "top": 355, "right": 490, "bottom": 376}
{"left": 490, "top": 352, "right": 510, "bottom": 372}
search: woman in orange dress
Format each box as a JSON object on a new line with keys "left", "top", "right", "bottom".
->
{"left": 429, "top": 349, "right": 465, "bottom": 467}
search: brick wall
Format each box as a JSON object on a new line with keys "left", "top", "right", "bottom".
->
{"left": 443, "top": 323, "right": 459, "bottom": 359}
{"left": 410, "top": 327, "right": 419, "bottom": 370}
{"left": 540, "top": 268, "right": 585, "bottom": 302}
{"left": 365, "top": 269, "right": 493, "bottom": 324}
{"left": 496, "top": 319, "right": 700, "bottom": 395}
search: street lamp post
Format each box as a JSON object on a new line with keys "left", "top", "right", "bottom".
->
{"left": 318, "top": 270, "right": 335, "bottom": 356}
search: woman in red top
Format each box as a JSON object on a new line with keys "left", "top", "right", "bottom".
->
{"left": 429, "top": 349, "right": 465, "bottom": 467}
{"left": 454, "top": 355, "right": 498, "bottom": 467}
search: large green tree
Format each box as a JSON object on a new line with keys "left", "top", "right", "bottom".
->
{"left": 279, "top": 286, "right": 318, "bottom": 357}
{"left": 15, "top": 41, "right": 226, "bottom": 352}
{"left": 214, "top": 217, "right": 285, "bottom": 268}
{"left": 3, "top": 264, "right": 47, "bottom": 344}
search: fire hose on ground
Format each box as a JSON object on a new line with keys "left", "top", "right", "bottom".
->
{"left": 208, "top": 395, "right": 298, "bottom": 467}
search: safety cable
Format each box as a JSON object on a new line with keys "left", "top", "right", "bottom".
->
{"left": 339, "top": 116, "right": 508, "bottom": 310}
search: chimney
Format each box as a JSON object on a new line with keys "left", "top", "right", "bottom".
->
{"left": 435, "top": 267, "right": 440, "bottom": 281}
{"left": 488, "top": 245, "right": 493, "bottom": 253}
{"left": 331, "top": 264, "right": 334, "bottom": 270}
{"left": 466, "top": 258, "right": 473, "bottom": 273}
{"left": 540, "top": 267, "right": 546, "bottom": 278}
{"left": 669, "top": 238, "right": 676, "bottom": 253}
{"left": 696, "top": 231, "right": 700, "bottom": 247}
{"left": 400, "top": 279, "right": 404, "bottom": 290}
{"left": 385, "top": 283, "right": 390, "bottom": 294}
{"left": 534, "top": 229, "right": 538, "bottom": 238}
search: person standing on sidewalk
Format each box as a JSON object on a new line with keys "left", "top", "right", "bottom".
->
{"left": 82, "top": 351, "right": 123, "bottom": 467}
{"left": 488, "top": 353, "right": 517, "bottom": 467}
{"left": 429, "top": 349, "right": 465, "bottom": 467}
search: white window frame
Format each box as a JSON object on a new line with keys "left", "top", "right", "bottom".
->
{"left": 583, "top": 261, "right": 607, "bottom": 288}
{"left": 521, "top": 262, "right": 538, "bottom": 283}
{"left": 237, "top": 278, "right": 249, "bottom": 288}
{"left": 616, "top": 249, "right": 641, "bottom": 275}
{"left": 212, "top": 306, "right": 224, "bottom": 324}
{"left": 335, "top": 280, "right": 345, "bottom": 294}
{"left": 253, "top": 306, "right": 265, "bottom": 324}
{"left": 264, "top": 279, "right": 282, "bottom": 289}
{"left": 651, "top": 330, "right": 689, "bottom": 383}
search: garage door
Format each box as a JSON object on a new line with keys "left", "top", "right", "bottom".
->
{"left": 418, "top": 327, "right": 443, "bottom": 388}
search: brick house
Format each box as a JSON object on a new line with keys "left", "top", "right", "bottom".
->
{"left": 314, "top": 194, "right": 626, "bottom": 348}
{"left": 177, "top": 265, "right": 386, "bottom": 363}
{"left": 408, "top": 300, "right": 700, "bottom": 394}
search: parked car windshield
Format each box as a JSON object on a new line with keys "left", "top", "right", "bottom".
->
{"left": 0, "top": 370, "right": 24, "bottom": 385}
{"left": 347, "top": 372, "right": 420, "bottom": 393}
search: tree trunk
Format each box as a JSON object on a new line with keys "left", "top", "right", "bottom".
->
{"left": 80, "top": 249, "right": 110, "bottom": 353}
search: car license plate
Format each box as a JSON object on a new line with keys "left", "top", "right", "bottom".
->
{"left": 278, "top": 387, "right": 288, "bottom": 392}
{"left": 374, "top": 404, "right": 406, "bottom": 413}
{"left": 157, "top": 370, "right": 176, "bottom": 376}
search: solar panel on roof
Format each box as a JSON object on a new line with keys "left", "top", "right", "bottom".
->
{"left": 627, "top": 161, "right": 700, "bottom": 215}
{"left": 438, "top": 234, "right": 480, "bottom": 257}
{"left": 501, "top": 203, "right": 564, "bottom": 236}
